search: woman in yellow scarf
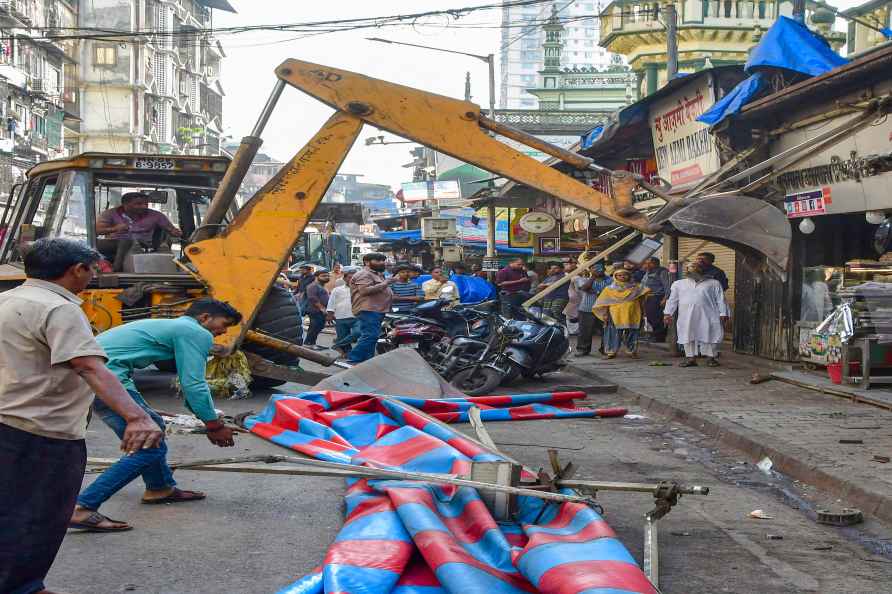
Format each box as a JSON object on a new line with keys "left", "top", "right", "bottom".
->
{"left": 593, "top": 268, "right": 650, "bottom": 358}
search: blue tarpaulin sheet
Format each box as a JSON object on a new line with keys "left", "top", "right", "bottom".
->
{"left": 450, "top": 274, "right": 497, "bottom": 302}
{"left": 698, "top": 17, "right": 849, "bottom": 126}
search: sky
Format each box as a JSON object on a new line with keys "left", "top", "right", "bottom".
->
{"left": 214, "top": 1, "right": 507, "bottom": 191}
{"left": 213, "top": 0, "right": 866, "bottom": 192}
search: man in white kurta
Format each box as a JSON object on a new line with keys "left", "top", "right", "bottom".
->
{"left": 664, "top": 263, "right": 729, "bottom": 367}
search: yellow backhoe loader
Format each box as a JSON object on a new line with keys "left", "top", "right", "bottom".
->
{"left": 0, "top": 59, "right": 792, "bottom": 387}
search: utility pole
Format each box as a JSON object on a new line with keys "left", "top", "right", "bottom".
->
{"left": 666, "top": 4, "right": 678, "bottom": 80}
{"left": 792, "top": 0, "right": 806, "bottom": 22}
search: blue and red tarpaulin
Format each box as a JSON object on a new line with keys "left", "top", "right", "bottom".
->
{"left": 245, "top": 390, "right": 656, "bottom": 594}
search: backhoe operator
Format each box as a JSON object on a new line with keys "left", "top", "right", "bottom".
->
{"left": 96, "top": 192, "right": 182, "bottom": 243}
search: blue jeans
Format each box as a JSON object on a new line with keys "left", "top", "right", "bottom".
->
{"left": 305, "top": 311, "right": 326, "bottom": 345}
{"left": 333, "top": 318, "right": 361, "bottom": 353}
{"left": 604, "top": 323, "right": 640, "bottom": 354}
{"left": 347, "top": 311, "right": 384, "bottom": 363}
{"left": 77, "top": 390, "right": 175, "bottom": 511}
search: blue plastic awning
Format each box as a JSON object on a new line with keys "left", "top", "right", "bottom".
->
{"left": 698, "top": 17, "right": 849, "bottom": 126}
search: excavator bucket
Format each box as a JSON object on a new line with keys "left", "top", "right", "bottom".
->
{"left": 313, "top": 349, "right": 466, "bottom": 398}
{"left": 666, "top": 194, "right": 791, "bottom": 272}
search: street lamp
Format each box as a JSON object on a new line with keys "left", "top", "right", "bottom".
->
{"left": 366, "top": 37, "right": 495, "bottom": 118}
{"left": 368, "top": 37, "right": 500, "bottom": 266}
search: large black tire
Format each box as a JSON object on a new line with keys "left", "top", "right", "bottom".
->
{"left": 242, "top": 285, "right": 304, "bottom": 366}
{"left": 501, "top": 361, "right": 523, "bottom": 386}
{"left": 450, "top": 366, "right": 503, "bottom": 396}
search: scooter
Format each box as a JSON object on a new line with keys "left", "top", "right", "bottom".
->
{"left": 500, "top": 306, "right": 570, "bottom": 381}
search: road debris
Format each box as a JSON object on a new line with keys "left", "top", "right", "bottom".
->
{"left": 872, "top": 455, "right": 890, "bottom": 463}
{"left": 750, "top": 509, "right": 774, "bottom": 520}
{"left": 749, "top": 372, "right": 774, "bottom": 384}
{"left": 756, "top": 456, "right": 774, "bottom": 475}
{"left": 816, "top": 508, "right": 864, "bottom": 526}
{"left": 766, "top": 534, "right": 784, "bottom": 540}
{"left": 839, "top": 439, "right": 864, "bottom": 444}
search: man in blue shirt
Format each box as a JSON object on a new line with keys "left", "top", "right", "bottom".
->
{"left": 574, "top": 264, "right": 611, "bottom": 356}
{"left": 70, "top": 298, "right": 242, "bottom": 532}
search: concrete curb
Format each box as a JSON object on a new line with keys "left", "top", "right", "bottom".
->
{"left": 568, "top": 363, "right": 892, "bottom": 525}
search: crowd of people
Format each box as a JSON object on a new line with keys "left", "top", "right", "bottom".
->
{"left": 280, "top": 253, "right": 496, "bottom": 366}
{"left": 283, "top": 250, "right": 730, "bottom": 369}
{"left": 574, "top": 252, "right": 731, "bottom": 367}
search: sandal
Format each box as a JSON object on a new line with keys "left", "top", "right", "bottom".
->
{"left": 141, "top": 487, "right": 206, "bottom": 505}
{"left": 69, "top": 510, "right": 132, "bottom": 533}
{"left": 679, "top": 359, "right": 698, "bottom": 367}
{"left": 707, "top": 358, "right": 720, "bottom": 367}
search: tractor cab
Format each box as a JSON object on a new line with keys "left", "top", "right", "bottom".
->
{"left": 0, "top": 152, "right": 230, "bottom": 287}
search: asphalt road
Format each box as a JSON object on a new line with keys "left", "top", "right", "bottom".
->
{"left": 47, "top": 367, "right": 892, "bottom": 594}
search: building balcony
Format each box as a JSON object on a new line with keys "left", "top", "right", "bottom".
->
{"left": 491, "top": 109, "right": 611, "bottom": 136}
{"left": 0, "top": 0, "right": 34, "bottom": 27}
{"left": 600, "top": 0, "right": 781, "bottom": 51}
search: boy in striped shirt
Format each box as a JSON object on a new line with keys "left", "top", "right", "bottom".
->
{"left": 391, "top": 265, "right": 425, "bottom": 312}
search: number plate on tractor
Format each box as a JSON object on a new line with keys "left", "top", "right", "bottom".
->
{"left": 134, "top": 158, "right": 175, "bottom": 170}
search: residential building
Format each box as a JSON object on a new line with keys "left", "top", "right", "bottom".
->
{"left": 0, "top": 0, "right": 79, "bottom": 195}
{"left": 77, "top": 0, "right": 233, "bottom": 155}
{"left": 598, "top": 0, "right": 845, "bottom": 96}
{"left": 843, "top": 0, "right": 892, "bottom": 55}
{"left": 499, "top": 0, "right": 612, "bottom": 109}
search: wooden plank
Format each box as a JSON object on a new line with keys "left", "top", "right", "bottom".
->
{"left": 468, "top": 406, "right": 499, "bottom": 452}
{"left": 770, "top": 370, "right": 892, "bottom": 412}
{"left": 522, "top": 231, "right": 640, "bottom": 308}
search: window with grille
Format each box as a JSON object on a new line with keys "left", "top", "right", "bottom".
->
{"left": 94, "top": 45, "right": 116, "bottom": 66}
{"left": 154, "top": 54, "right": 167, "bottom": 95}
{"left": 156, "top": 104, "right": 169, "bottom": 142}
{"left": 191, "top": 77, "right": 199, "bottom": 112}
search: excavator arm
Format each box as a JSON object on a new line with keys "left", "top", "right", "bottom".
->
{"left": 186, "top": 59, "right": 791, "bottom": 353}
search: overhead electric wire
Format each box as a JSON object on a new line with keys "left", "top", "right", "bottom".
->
{"left": 0, "top": 0, "right": 562, "bottom": 44}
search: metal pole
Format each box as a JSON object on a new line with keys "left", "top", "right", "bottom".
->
{"left": 251, "top": 79, "right": 287, "bottom": 137}
{"left": 486, "top": 205, "right": 496, "bottom": 259}
{"left": 197, "top": 80, "right": 286, "bottom": 239}
{"left": 666, "top": 4, "right": 678, "bottom": 80}
{"left": 792, "top": 0, "right": 806, "bottom": 23}
{"left": 644, "top": 513, "right": 660, "bottom": 589}
{"left": 487, "top": 54, "right": 496, "bottom": 118}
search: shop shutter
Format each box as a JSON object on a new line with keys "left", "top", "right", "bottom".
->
{"left": 677, "top": 238, "right": 736, "bottom": 306}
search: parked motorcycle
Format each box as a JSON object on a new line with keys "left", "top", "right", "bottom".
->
{"left": 377, "top": 296, "right": 490, "bottom": 354}
{"left": 428, "top": 302, "right": 569, "bottom": 395}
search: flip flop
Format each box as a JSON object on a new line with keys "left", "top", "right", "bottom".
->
{"left": 141, "top": 487, "right": 206, "bottom": 505}
{"left": 69, "top": 511, "right": 132, "bottom": 533}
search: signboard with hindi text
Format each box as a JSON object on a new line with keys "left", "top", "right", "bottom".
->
{"left": 649, "top": 77, "right": 721, "bottom": 189}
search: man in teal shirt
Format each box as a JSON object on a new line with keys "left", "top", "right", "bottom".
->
{"left": 70, "top": 298, "right": 242, "bottom": 532}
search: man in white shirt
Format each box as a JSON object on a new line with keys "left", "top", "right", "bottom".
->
{"left": 327, "top": 266, "right": 360, "bottom": 357}
{"left": 664, "top": 262, "right": 729, "bottom": 367}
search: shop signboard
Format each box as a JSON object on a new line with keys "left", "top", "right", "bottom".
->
{"left": 784, "top": 187, "right": 831, "bottom": 218}
{"left": 770, "top": 111, "right": 892, "bottom": 215}
{"left": 399, "top": 180, "right": 461, "bottom": 203}
{"left": 649, "top": 77, "right": 721, "bottom": 189}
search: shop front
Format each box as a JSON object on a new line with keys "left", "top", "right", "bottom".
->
{"left": 727, "top": 43, "right": 892, "bottom": 363}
